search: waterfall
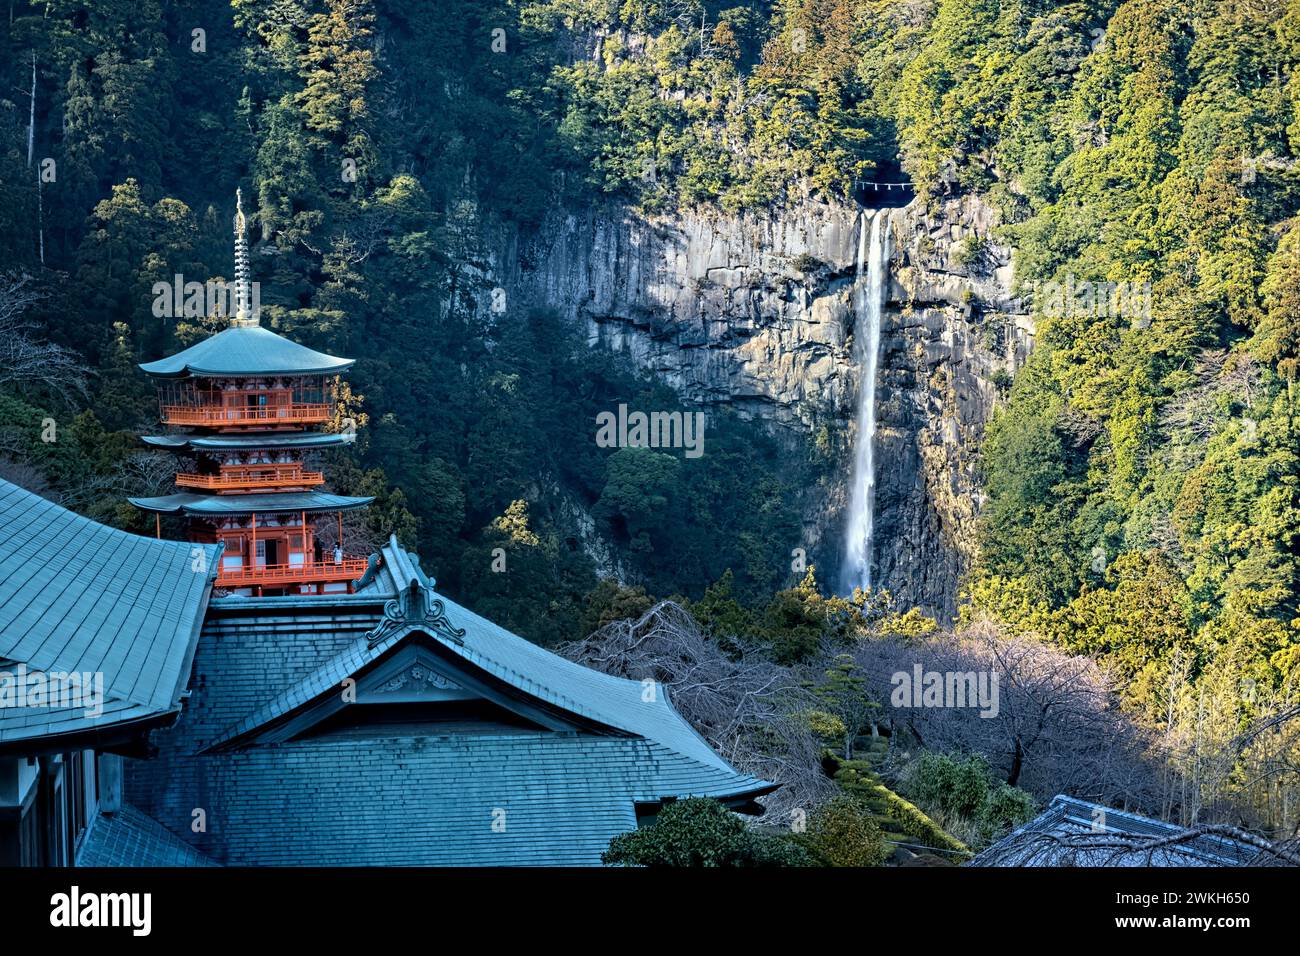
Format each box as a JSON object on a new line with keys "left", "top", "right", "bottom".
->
{"left": 841, "top": 209, "right": 890, "bottom": 595}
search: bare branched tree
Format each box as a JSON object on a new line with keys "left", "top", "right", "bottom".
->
{"left": 0, "top": 272, "right": 89, "bottom": 402}
{"left": 560, "top": 601, "right": 833, "bottom": 823}
{"left": 852, "top": 622, "right": 1163, "bottom": 809}
{"left": 1159, "top": 349, "right": 1265, "bottom": 445}
{"left": 114, "top": 451, "right": 182, "bottom": 499}
{"left": 0, "top": 456, "right": 51, "bottom": 497}
{"left": 313, "top": 508, "right": 386, "bottom": 559}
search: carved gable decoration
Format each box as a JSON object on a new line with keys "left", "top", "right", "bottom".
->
{"left": 354, "top": 644, "right": 475, "bottom": 704}
{"left": 374, "top": 663, "right": 461, "bottom": 695}
{"left": 368, "top": 578, "right": 467, "bottom": 648}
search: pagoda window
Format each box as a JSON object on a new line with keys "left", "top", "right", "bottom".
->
{"left": 221, "top": 537, "right": 245, "bottom": 571}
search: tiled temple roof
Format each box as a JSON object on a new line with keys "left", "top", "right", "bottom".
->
{"left": 76, "top": 804, "right": 220, "bottom": 867}
{"left": 123, "top": 536, "right": 774, "bottom": 865}
{"left": 138, "top": 325, "right": 353, "bottom": 378}
{"left": 142, "top": 432, "right": 356, "bottom": 451}
{"left": 969, "top": 795, "right": 1261, "bottom": 867}
{"left": 0, "top": 480, "right": 217, "bottom": 751}
{"left": 127, "top": 491, "right": 374, "bottom": 516}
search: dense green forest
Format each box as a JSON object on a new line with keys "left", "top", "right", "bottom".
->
{"left": 1, "top": 0, "right": 1298, "bottom": 840}
{"left": 0, "top": 0, "right": 832, "bottom": 645}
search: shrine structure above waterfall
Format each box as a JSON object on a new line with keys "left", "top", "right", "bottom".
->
{"left": 129, "top": 190, "right": 373, "bottom": 596}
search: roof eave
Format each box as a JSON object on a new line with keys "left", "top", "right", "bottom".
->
{"left": 128, "top": 494, "right": 375, "bottom": 516}
{"left": 0, "top": 707, "right": 184, "bottom": 759}
{"left": 138, "top": 362, "right": 355, "bottom": 379}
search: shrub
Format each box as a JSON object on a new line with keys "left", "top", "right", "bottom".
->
{"left": 907, "top": 752, "right": 990, "bottom": 821}
{"left": 980, "top": 784, "right": 1037, "bottom": 835}
{"left": 802, "top": 796, "right": 889, "bottom": 867}
{"left": 791, "top": 253, "right": 826, "bottom": 275}
{"left": 955, "top": 233, "right": 989, "bottom": 270}
{"left": 602, "top": 797, "right": 810, "bottom": 867}
{"left": 874, "top": 785, "right": 970, "bottom": 855}
{"left": 895, "top": 751, "right": 1036, "bottom": 848}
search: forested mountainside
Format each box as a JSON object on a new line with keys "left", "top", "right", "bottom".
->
{"left": 1, "top": 1, "right": 1298, "bottom": 836}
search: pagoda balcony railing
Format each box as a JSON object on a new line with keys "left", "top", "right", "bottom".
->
{"left": 160, "top": 402, "right": 332, "bottom": 426}
{"left": 216, "top": 557, "right": 369, "bottom": 589}
{"left": 175, "top": 465, "right": 325, "bottom": 491}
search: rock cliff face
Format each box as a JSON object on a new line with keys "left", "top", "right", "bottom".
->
{"left": 879, "top": 196, "right": 1034, "bottom": 618}
{"left": 484, "top": 192, "right": 1033, "bottom": 619}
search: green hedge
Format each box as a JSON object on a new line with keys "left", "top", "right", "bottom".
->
{"left": 832, "top": 759, "right": 970, "bottom": 858}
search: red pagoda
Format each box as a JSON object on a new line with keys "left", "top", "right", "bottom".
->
{"left": 130, "top": 190, "right": 373, "bottom": 596}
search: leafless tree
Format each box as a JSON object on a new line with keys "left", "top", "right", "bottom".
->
{"left": 1159, "top": 349, "right": 1265, "bottom": 447}
{"left": 0, "top": 272, "right": 89, "bottom": 402}
{"left": 313, "top": 508, "right": 386, "bottom": 559}
{"left": 851, "top": 622, "right": 1163, "bottom": 810}
{"left": 1056, "top": 403, "right": 1105, "bottom": 446}
{"left": 0, "top": 456, "right": 51, "bottom": 497}
{"left": 114, "top": 451, "right": 181, "bottom": 498}
{"left": 560, "top": 601, "right": 833, "bottom": 823}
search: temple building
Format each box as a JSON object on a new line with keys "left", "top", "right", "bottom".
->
{"left": 123, "top": 535, "right": 774, "bottom": 865}
{"left": 0, "top": 480, "right": 217, "bottom": 866}
{"left": 0, "top": 192, "right": 772, "bottom": 867}
{"left": 128, "top": 190, "right": 372, "bottom": 597}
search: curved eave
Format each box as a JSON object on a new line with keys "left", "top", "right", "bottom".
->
{"left": 140, "top": 361, "right": 355, "bottom": 379}
{"left": 137, "top": 326, "right": 354, "bottom": 379}
{"left": 129, "top": 492, "right": 374, "bottom": 517}
{"left": 142, "top": 432, "right": 356, "bottom": 451}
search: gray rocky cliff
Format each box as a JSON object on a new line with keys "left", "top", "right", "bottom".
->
{"left": 479, "top": 192, "right": 1033, "bottom": 619}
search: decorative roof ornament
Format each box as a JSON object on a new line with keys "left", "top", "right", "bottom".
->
{"left": 232, "top": 188, "right": 256, "bottom": 328}
{"left": 367, "top": 578, "right": 466, "bottom": 648}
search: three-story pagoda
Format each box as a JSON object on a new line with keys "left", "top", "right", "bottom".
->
{"left": 130, "top": 191, "right": 373, "bottom": 596}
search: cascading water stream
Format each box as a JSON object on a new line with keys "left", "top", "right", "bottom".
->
{"left": 841, "top": 209, "right": 890, "bottom": 595}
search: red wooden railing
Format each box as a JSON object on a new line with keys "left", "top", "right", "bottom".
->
{"left": 175, "top": 464, "right": 325, "bottom": 491}
{"left": 161, "top": 402, "right": 331, "bottom": 426}
{"left": 216, "top": 557, "right": 368, "bottom": 589}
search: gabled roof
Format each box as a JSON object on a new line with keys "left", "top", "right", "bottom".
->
{"left": 143, "top": 432, "right": 356, "bottom": 452}
{"left": 0, "top": 480, "right": 218, "bottom": 751}
{"left": 123, "top": 536, "right": 774, "bottom": 865}
{"left": 128, "top": 491, "right": 373, "bottom": 516}
{"left": 969, "top": 795, "right": 1262, "bottom": 867}
{"left": 210, "top": 537, "right": 764, "bottom": 782}
{"left": 138, "top": 325, "right": 353, "bottom": 378}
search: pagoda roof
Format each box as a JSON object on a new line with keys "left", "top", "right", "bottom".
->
{"left": 128, "top": 491, "right": 373, "bottom": 517}
{"left": 0, "top": 479, "right": 218, "bottom": 753}
{"left": 142, "top": 432, "right": 356, "bottom": 452}
{"left": 139, "top": 325, "right": 353, "bottom": 378}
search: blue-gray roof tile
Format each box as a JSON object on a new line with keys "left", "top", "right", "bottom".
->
{"left": 0, "top": 479, "right": 217, "bottom": 747}
{"left": 139, "top": 325, "right": 353, "bottom": 378}
{"left": 123, "top": 536, "right": 773, "bottom": 865}
{"left": 77, "top": 804, "right": 220, "bottom": 867}
{"left": 128, "top": 491, "right": 373, "bottom": 516}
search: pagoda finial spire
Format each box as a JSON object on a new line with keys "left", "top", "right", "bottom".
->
{"left": 232, "top": 188, "right": 256, "bottom": 327}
